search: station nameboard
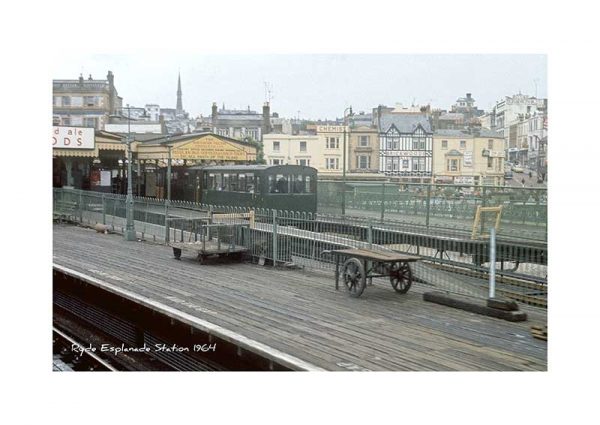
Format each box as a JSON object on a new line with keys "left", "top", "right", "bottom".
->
{"left": 52, "top": 126, "right": 95, "bottom": 149}
{"left": 171, "top": 136, "right": 254, "bottom": 161}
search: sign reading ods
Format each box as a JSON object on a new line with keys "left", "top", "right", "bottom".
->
{"left": 52, "top": 126, "right": 95, "bottom": 149}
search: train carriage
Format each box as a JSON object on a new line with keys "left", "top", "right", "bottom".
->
{"left": 182, "top": 164, "right": 318, "bottom": 213}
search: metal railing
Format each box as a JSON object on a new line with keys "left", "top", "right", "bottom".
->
{"left": 53, "top": 188, "right": 547, "bottom": 307}
{"left": 317, "top": 181, "right": 547, "bottom": 242}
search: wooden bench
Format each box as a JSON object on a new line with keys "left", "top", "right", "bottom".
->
{"left": 324, "top": 248, "right": 420, "bottom": 298}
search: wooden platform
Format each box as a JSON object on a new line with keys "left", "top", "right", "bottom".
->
{"left": 52, "top": 223, "right": 547, "bottom": 371}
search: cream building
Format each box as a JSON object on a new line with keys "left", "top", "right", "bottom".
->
{"left": 348, "top": 125, "right": 379, "bottom": 174}
{"left": 316, "top": 125, "right": 348, "bottom": 175}
{"left": 262, "top": 133, "right": 321, "bottom": 168}
{"left": 433, "top": 129, "right": 505, "bottom": 186}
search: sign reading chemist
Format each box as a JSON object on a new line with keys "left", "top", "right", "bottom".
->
{"left": 52, "top": 126, "right": 95, "bottom": 149}
{"left": 171, "top": 136, "right": 254, "bottom": 161}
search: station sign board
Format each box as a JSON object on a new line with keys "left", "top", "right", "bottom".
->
{"left": 171, "top": 135, "right": 254, "bottom": 161}
{"left": 52, "top": 126, "right": 95, "bottom": 149}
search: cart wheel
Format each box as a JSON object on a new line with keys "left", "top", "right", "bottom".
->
{"left": 390, "top": 262, "right": 412, "bottom": 294}
{"left": 173, "top": 248, "right": 182, "bottom": 260}
{"left": 342, "top": 258, "right": 366, "bottom": 298}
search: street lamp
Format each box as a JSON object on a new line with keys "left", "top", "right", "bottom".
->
{"left": 342, "top": 106, "right": 353, "bottom": 216}
{"left": 123, "top": 104, "right": 136, "bottom": 241}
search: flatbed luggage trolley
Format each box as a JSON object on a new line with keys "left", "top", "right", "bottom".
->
{"left": 325, "top": 248, "right": 420, "bottom": 298}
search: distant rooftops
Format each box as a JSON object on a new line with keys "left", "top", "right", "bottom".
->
{"left": 380, "top": 114, "right": 432, "bottom": 133}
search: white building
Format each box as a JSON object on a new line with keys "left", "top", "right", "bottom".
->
{"left": 262, "top": 133, "right": 321, "bottom": 168}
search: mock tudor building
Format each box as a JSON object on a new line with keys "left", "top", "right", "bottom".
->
{"left": 377, "top": 113, "right": 433, "bottom": 182}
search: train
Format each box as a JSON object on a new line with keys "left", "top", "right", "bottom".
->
{"left": 167, "top": 164, "right": 318, "bottom": 213}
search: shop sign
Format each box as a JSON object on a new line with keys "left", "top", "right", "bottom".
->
{"left": 454, "top": 176, "right": 474, "bottom": 185}
{"left": 52, "top": 126, "right": 94, "bottom": 149}
{"left": 463, "top": 151, "right": 473, "bottom": 167}
{"left": 316, "top": 125, "right": 348, "bottom": 133}
{"left": 172, "top": 136, "right": 253, "bottom": 161}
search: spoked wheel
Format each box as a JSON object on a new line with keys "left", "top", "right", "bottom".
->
{"left": 390, "top": 262, "right": 412, "bottom": 294}
{"left": 342, "top": 258, "right": 366, "bottom": 298}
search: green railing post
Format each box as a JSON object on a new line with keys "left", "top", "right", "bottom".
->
{"left": 380, "top": 183, "right": 385, "bottom": 222}
{"left": 425, "top": 184, "right": 431, "bottom": 229}
{"left": 272, "top": 209, "right": 278, "bottom": 265}
{"left": 79, "top": 191, "right": 83, "bottom": 223}
{"left": 102, "top": 194, "right": 106, "bottom": 225}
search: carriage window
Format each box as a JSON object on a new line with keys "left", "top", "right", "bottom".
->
{"left": 215, "top": 173, "right": 223, "bottom": 191}
{"left": 305, "top": 175, "right": 312, "bottom": 193}
{"left": 245, "top": 173, "right": 255, "bottom": 193}
{"left": 222, "top": 174, "right": 231, "bottom": 191}
{"left": 230, "top": 174, "right": 239, "bottom": 192}
{"left": 274, "top": 174, "right": 288, "bottom": 193}
{"left": 292, "top": 175, "right": 305, "bottom": 193}
{"left": 269, "top": 175, "right": 275, "bottom": 193}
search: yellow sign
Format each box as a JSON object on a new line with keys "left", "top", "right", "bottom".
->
{"left": 171, "top": 136, "right": 253, "bottom": 160}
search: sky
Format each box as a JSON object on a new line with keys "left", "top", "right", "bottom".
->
{"left": 51, "top": 54, "right": 547, "bottom": 120}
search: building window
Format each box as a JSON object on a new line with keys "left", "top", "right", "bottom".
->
{"left": 272, "top": 159, "right": 282, "bottom": 165}
{"left": 402, "top": 159, "right": 409, "bottom": 169}
{"left": 460, "top": 140, "right": 466, "bottom": 149}
{"left": 326, "top": 158, "right": 339, "bottom": 169}
{"left": 412, "top": 138, "right": 426, "bottom": 150}
{"left": 359, "top": 135, "right": 369, "bottom": 147}
{"left": 297, "top": 159, "right": 309, "bottom": 166}
{"left": 385, "top": 158, "right": 392, "bottom": 172}
{"left": 62, "top": 96, "right": 71, "bottom": 106}
{"left": 84, "top": 96, "right": 97, "bottom": 107}
{"left": 447, "top": 159, "right": 459, "bottom": 172}
{"left": 299, "top": 141, "right": 307, "bottom": 152}
{"left": 273, "top": 141, "right": 280, "bottom": 152}
{"left": 488, "top": 139, "right": 494, "bottom": 149}
{"left": 62, "top": 117, "right": 71, "bottom": 126}
{"left": 487, "top": 157, "right": 493, "bottom": 168}
{"left": 442, "top": 140, "right": 448, "bottom": 149}
{"left": 413, "top": 158, "right": 426, "bottom": 171}
{"left": 83, "top": 117, "right": 96, "bottom": 128}
{"left": 327, "top": 137, "right": 339, "bottom": 149}
{"left": 356, "top": 155, "right": 370, "bottom": 169}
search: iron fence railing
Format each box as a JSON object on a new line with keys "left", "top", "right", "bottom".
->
{"left": 318, "top": 181, "right": 547, "bottom": 242}
{"left": 53, "top": 188, "right": 547, "bottom": 307}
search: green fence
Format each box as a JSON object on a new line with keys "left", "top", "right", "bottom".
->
{"left": 318, "top": 181, "right": 547, "bottom": 242}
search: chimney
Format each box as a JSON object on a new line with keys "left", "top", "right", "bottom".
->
{"left": 211, "top": 102, "right": 218, "bottom": 126}
{"left": 466, "top": 93, "right": 472, "bottom": 100}
{"left": 107, "top": 71, "right": 115, "bottom": 115}
{"left": 262, "top": 102, "right": 271, "bottom": 135}
{"left": 78, "top": 74, "right": 84, "bottom": 84}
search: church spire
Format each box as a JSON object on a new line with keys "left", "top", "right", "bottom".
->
{"left": 176, "top": 72, "right": 183, "bottom": 116}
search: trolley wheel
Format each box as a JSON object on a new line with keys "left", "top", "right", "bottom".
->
{"left": 342, "top": 257, "right": 366, "bottom": 298}
{"left": 173, "top": 248, "right": 182, "bottom": 260}
{"left": 390, "top": 262, "right": 412, "bottom": 294}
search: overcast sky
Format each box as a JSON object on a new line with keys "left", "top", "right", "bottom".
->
{"left": 52, "top": 53, "right": 546, "bottom": 120}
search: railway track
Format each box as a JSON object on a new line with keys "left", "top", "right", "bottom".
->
{"left": 427, "top": 262, "right": 547, "bottom": 307}
{"left": 53, "top": 326, "right": 117, "bottom": 371}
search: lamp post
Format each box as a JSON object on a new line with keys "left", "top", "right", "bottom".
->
{"left": 342, "top": 106, "right": 353, "bottom": 216}
{"left": 124, "top": 104, "right": 136, "bottom": 241}
{"left": 164, "top": 138, "right": 172, "bottom": 241}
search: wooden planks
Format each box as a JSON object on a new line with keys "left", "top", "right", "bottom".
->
{"left": 52, "top": 224, "right": 548, "bottom": 371}
{"left": 329, "top": 248, "right": 420, "bottom": 263}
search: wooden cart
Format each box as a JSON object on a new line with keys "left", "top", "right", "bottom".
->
{"left": 326, "top": 248, "right": 420, "bottom": 298}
